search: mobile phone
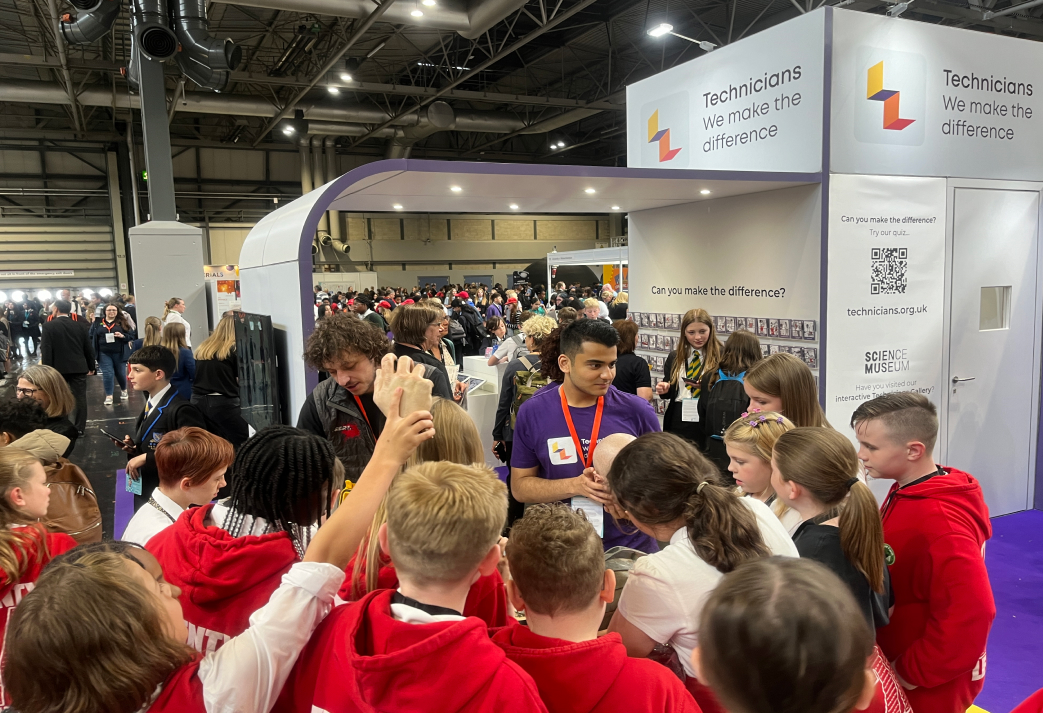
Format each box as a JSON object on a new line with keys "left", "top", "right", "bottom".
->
{"left": 100, "top": 428, "right": 126, "bottom": 445}
{"left": 681, "top": 377, "right": 700, "bottom": 387}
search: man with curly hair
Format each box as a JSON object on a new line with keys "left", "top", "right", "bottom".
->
{"left": 297, "top": 313, "right": 439, "bottom": 484}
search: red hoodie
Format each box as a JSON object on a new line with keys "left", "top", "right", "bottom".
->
{"left": 491, "top": 625, "right": 699, "bottom": 713}
{"left": 147, "top": 504, "right": 298, "bottom": 653}
{"left": 0, "top": 527, "right": 76, "bottom": 704}
{"left": 877, "top": 467, "right": 995, "bottom": 713}
{"left": 273, "top": 589, "right": 547, "bottom": 713}
{"left": 338, "top": 555, "right": 512, "bottom": 628}
{"left": 1014, "top": 689, "right": 1043, "bottom": 713}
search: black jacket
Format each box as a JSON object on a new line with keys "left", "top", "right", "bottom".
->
{"left": 391, "top": 343, "right": 453, "bottom": 400}
{"left": 89, "top": 318, "right": 136, "bottom": 362}
{"left": 658, "top": 351, "right": 705, "bottom": 447}
{"left": 41, "top": 316, "right": 96, "bottom": 375}
{"left": 131, "top": 387, "right": 206, "bottom": 500}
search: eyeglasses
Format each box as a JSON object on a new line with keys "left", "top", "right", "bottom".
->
{"left": 16, "top": 387, "right": 40, "bottom": 397}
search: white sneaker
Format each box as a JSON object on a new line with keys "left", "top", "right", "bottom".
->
{"left": 121, "top": 391, "right": 130, "bottom": 400}
{"left": 104, "top": 395, "right": 113, "bottom": 405}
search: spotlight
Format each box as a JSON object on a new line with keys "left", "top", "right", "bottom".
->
{"left": 328, "top": 86, "right": 340, "bottom": 95}
{"left": 450, "top": 186, "right": 462, "bottom": 193}
{"left": 0, "top": 291, "right": 6, "bottom": 302}
{"left": 340, "top": 72, "right": 352, "bottom": 82}
{"left": 611, "top": 205, "right": 620, "bottom": 210}
{"left": 99, "top": 288, "right": 113, "bottom": 297}
{"left": 422, "top": 0, "right": 436, "bottom": 5}
{"left": 282, "top": 126, "right": 295, "bottom": 135}
{"left": 410, "top": 9, "right": 423, "bottom": 16}
{"left": 509, "top": 204, "right": 519, "bottom": 210}
{"left": 393, "top": 204, "right": 403, "bottom": 210}
{"left": 700, "top": 189, "right": 712, "bottom": 195}
{"left": 557, "top": 141, "right": 566, "bottom": 148}
{"left": 12, "top": 290, "right": 24, "bottom": 301}
{"left": 647, "top": 23, "right": 673, "bottom": 37}
{"left": 584, "top": 188, "right": 596, "bottom": 194}
{"left": 37, "top": 289, "right": 52, "bottom": 300}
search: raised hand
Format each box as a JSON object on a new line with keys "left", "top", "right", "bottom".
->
{"left": 373, "top": 353, "right": 434, "bottom": 418}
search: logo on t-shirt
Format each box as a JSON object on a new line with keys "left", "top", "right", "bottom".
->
{"left": 335, "top": 423, "right": 361, "bottom": 439}
{"left": 548, "top": 438, "right": 577, "bottom": 465}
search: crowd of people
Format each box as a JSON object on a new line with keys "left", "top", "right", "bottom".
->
{"left": 0, "top": 276, "right": 1031, "bottom": 713}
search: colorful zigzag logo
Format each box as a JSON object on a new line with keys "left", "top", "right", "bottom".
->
{"left": 647, "top": 110, "right": 682, "bottom": 162}
{"left": 867, "top": 61, "right": 914, "bottom": 131}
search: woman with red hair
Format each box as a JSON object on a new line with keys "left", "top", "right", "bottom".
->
{"left": 121, "top": 427, "right": 234, "bottom": 546}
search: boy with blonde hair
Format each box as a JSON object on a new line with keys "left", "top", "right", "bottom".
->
{"left": 492, "top": 504, "right": 698, "bottom": 713}
{"left": 274, "top": 462, "right": 546, "bottom": 713}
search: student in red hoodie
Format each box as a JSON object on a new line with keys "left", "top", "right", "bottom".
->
{"left": 274, "top": 460, "right": 548, "bottom": 713}
{"left": 4, "top": 384, "right": 436, "bottom": 713}
{"left": 1014, "top": 689, "right": 1043, "bottom": 713}
{"left": 694, "top": 557, "right": 879, "bottom": 713}
{"left": 0, "top": 447, "right": 77, "bottom": 704}
{"left": 493, "top": 503, "right": 699, "bottom": 713}
{"left": 851, "top": 392, "right": 995, "bottom": 713}
{"left": 339, "top": 397, "right": 511, "bottom": 628}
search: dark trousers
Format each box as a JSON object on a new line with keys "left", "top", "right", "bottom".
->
{"left": 64, "top": 372, "right": 88, "bottom": 434}
{"left": 503, "top": 441, "right": 525, "bottom": 532}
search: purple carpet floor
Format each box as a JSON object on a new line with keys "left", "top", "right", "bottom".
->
{"left": 976, "top": 510, "right": 1043, "bottom": 712}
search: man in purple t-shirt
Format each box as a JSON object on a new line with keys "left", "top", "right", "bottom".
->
{"left": 485, "top": 292, "right": 503, "bottom": 319}
{"left": 511, "top": 319, "right": 661, "bottom": 552}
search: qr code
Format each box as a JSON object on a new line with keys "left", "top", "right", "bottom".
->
{"left": 871, "top": 247, "right": 908, "bottom": 295}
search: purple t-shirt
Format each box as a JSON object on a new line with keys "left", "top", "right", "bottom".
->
{"left": 511, "top": 382, "right": 661, "bottom": 553}
{"left": 486, "top": 303, "right": 503, "bottom": 318}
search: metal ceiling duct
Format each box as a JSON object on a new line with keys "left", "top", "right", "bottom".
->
{"left": 209, "top": 0, "right": 527, "bottom": 39}
{"left": 60, "top": 0, "right": 121, "bottom": 45}
{"left": 385, "top": 101, "right": 454, "bottom": 158}
{"left": 172, "top": 0, "right": 243, "bottom": 91}
{"left": 132, "top": 0, "right": 178, "bottom": 60}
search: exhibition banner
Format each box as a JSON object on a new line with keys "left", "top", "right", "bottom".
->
{"left": 825, "top": 174, "right": 946, "bottom": 433}
{"left": 205, "top": 264, "right": 242, "bottom": 320}
{"left": 831, "top": 8, "right": 1043, "bottom": 180}
{"left": 626, "top": 10, "right": 824, "bottom": 173}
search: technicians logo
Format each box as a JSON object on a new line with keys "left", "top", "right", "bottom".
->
{"left": 641, "top": 92, "right": 690, "bottom": 168}
{"left": 855, "top": 47, "right": 926, "bottom": 146}
{"left": 547, "top": 438, "right": 578, "bottom": 465}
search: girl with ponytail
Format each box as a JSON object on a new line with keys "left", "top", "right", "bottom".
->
{"left": 605, "top": 432, "right": 798, "bottom": 710}
{"left": 771, "top": 427, "right": 912, "bottom": 713}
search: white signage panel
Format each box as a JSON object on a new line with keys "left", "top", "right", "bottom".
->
{"left": 825, "top": 174, "right": 946, "bottom": 445}
{"left": 626, "top": 10, "right": 825, "bottom": 173}
{"left": 832, "top": 9, "right": 1043, "bottom": 180}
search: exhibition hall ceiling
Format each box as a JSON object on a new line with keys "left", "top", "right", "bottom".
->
{"left": 0, "top": 0, "right": 1041, "bottom": 164}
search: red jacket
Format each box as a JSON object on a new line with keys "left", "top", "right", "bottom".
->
{"left": 877, "top": 467, "right": 995, "bottom": 713}
{"left": 147, "top": 504, "right": 298, "bottom": 653}
{"left": 338, "top": 555, "right": 512, "bottom": 628}
{"left": 273, "top": 589, "right": 547, "bottom": 713}
{"left": 491, "top": 625, "right": 699, "bottom": 713}
{"left": 1014, "top": 689, "right": 1043, "bottom": 713}
{"left": 147, "top": 657, "right": 206, "bottom": 712}
{"left": 0, "top": 528, "right": 76, "bottom": 704}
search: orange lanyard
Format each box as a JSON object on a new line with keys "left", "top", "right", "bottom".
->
{"left": 559, "top": 387, "right": 604, "bottom": 468}
{"left": 103, "top": 321, "right": 117, "bottom": 333}
{"left": 353, "top": 394, "right": 373, "bottom": 434}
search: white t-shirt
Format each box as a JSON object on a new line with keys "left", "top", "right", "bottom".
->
{"left": 121, "top": 488, "right": 182, "bottom": 546}
{"left": 492, "top": 333, "right": 526, "bottom": 362}
{"left": 616, "top": 497, "right": 798, "bottom": 677}
{"left": 164, "top": 311, "right": 192, "bottom": 347}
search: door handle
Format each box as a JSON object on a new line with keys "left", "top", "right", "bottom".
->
{"left": 952, "top": 376, "right": 976, "bottom": 384}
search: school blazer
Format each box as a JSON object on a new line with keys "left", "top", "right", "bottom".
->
{"left": 132, "top": 389, "right": 207, "bottom": 486}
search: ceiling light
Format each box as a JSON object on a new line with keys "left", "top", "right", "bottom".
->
{"left": 700, "top": 189, "right": 712, "bottom": 195}
{"left": 410, "top": 8, "right": 423, "bottom": 16}
{"left": 37, "top": 289, "right": 52, "bottom": 300}
{"left": 327, "top": 86, "right": 340, "bottom": 95}
{"left": 509, "top": 204, "right": 519, "bottom": 210}
{"left": 99, "top": 288, "right": 113, "bottom": 297}
{"left": 339, "top": 72, "right": 352, "bottom": 82}
{"left": 648, "top": 22, "right": 673, "bottom": 37}
{"left": 585, "top": 188, "right": 596, "bottom": 194}
{"left": 0, "top": 291, "right": 6, "bottom": 302}
{"left": 393, "top": 204, "right": 403, "bottom": 210}
{"left": 450, "top": 185, "right": 462, "bottom": 192}
{"left": 611, "top": 205, "right": 621, "bottom": 210}
{"left": 12, "top": 290, "right": 24, "bottom": 301}
{"left": 282, "top": 126, "right": 295, "bottom": 135}
{"left": 422, "top": 0, "right": 436, "bottom": 5}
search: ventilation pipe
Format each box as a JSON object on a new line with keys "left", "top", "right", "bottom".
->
{"left": 311, "top": 136, "right": 329, "bottom": 234}
{"left": 60, "top": 0, "right": 121, "bottom": 45}
{"left": 384, "top": 101, "right": 454, "bottom": 159}
{"left": 172, "top": 0, "right": 243, "bottom": 92}
{"left": 324, "top": 137, "right": 343, "bottom": 244}
{"left": 132, "top": 0, "right": 178, "bottom": 60}
{"left": 299, "top": 135, "right": 313, "bottom": 194}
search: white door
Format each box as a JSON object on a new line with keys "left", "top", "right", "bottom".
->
{"left": 948, "top": 188, "right": 1040, "bottom": 516}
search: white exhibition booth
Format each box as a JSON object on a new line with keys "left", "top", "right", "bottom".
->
{"left": 546, "top": 246, "right": 629, "bottom": 294}
{"left": 238, "top": 6, "right": 1042, "bottom": 514}
{"left": 625, "top": 7, "right": 1043, "bottom": 515}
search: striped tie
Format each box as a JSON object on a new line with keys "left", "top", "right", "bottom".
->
{"left": 685, "top": 351, "right": 702, "bottom": 398}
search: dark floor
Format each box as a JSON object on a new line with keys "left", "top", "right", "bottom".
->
{"left": 2, "top": 349, "right": 143, "bottom": 539}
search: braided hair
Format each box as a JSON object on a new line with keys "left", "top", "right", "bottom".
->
{"left": 222, "top": 426, "right": 342, "bottom": 558}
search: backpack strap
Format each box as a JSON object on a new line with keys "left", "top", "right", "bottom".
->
{"left": 716, "top": 369, "right": 746, "bottom": 383}
{"left": 518, "top": 355, "right": 533, "bottom": 371}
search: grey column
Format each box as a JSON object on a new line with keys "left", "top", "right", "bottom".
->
{"left": 105, "top": 151, "right": 131, "bottom": 292}
{"left": 137, "top": 51, "right": 176, "bottom": 221}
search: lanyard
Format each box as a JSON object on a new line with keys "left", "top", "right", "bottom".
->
{"left": 103, "top": 321, "right": 117, "bottom": 333}
{"left": 353, "top": 394, "right": 373, "bottom": 433}
{"left": 559, "top": 387, "right": 604, "bottom": 468}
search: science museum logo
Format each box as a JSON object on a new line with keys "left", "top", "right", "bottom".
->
{"left": 855, "top": 48, "right": 926, "bottom": 146}
{"left": 641, "top": 92, "right": 689, "bottom": 168}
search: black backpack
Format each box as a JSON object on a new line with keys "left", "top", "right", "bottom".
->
{"left": 448, "top": 314, "right": 467, "bottom": 343}
{"left": 705, "top": 369, "right": 749, "bottom": 441}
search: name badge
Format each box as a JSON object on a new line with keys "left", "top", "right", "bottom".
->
{"left": 682, "top": 398, "right": 700, "bottom": 422}
{"left": 571, "top": 496, "right": 604, "bottom": 537}
{"left": 105, "top": 333, "right": 116, "bottom": 343}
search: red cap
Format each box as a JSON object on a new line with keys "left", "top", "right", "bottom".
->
{"left": 506, "top": 296, "right": 518, "bottom": 304}
{"left": 378, "top": 300, "right": 392, "bottom": 309}
{"left": 347, "top": 299, "right": 354, "bottom": 305}
{"left": 458, "top": 291, "right": 469, "bottom": 299}
{"left": 402, "top": 299, "right": 415, "bottom": 305}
